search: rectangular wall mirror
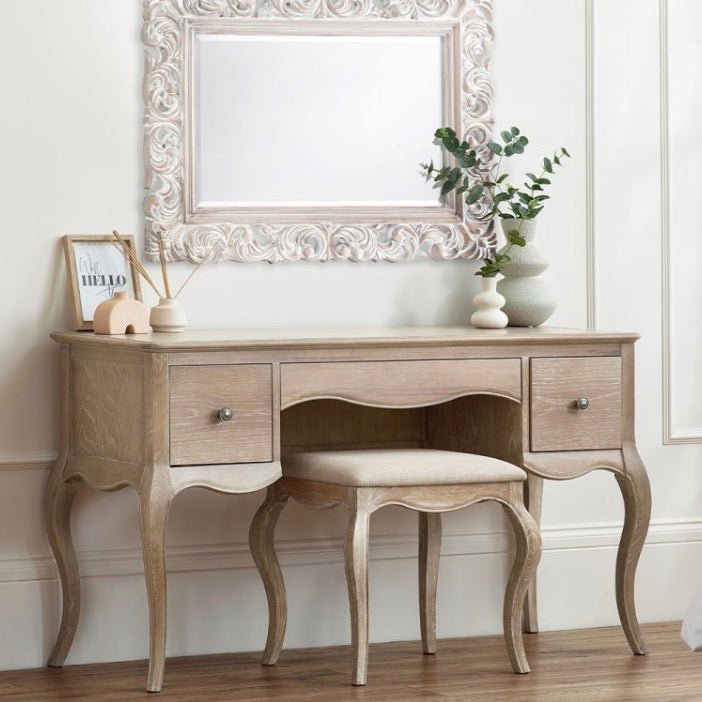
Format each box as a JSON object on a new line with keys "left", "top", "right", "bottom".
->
{"left": 144, "top": 0, "right": 494, "bottom": 262}
{"left": 193, "top": 31, "right": 444, "bottom": 212}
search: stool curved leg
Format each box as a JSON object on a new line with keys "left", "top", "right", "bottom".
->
{"left": 418, "top": 512, "right": 441, "bottom": 654}
{"left": 523, "top": 474, "right": 543, "bottom": 634}
{"left": 249, "top": 484, "right": 290, "bottom": 666}
{"left": 502, "top": 496, "right": 542, "bottom": 674}
{"left": 345, "top": 490, "right": 372, "bottom": 686}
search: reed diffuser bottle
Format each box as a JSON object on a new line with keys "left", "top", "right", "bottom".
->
{"left": 112, "top": 230, "right": 206, "bottom": 334}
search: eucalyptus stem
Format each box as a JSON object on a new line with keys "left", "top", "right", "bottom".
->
{"left": 421, "top": 126, "right": 570, "bottom": 277}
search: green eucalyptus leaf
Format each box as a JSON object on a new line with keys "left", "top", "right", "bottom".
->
{"left": 507, "top": 229, "right": 526, "bottom": 247}
{"left": 478, "top": 260, "right": 501, "bottom": 277}
{"left": 441, "top": 180, "right": 456, "bottom": 196}
{"left": 435, "top": 127, "right": 455, "bottom": 139}
{"left": 457, "top": 154, "right": 475, "bottom": 169}
{"left": 465, "top": 183, "right": 484, "bottom": 204}
{"left": 487, "top": 142, "right": 503, "bottom": 155}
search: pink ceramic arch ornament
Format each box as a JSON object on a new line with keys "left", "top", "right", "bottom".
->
{"left": 93, "top": 292, "right": 150, "bottom": 335}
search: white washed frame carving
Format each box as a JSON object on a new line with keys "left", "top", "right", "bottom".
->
{"left": 143, "top": 0, "right": 494, "bottom": 262}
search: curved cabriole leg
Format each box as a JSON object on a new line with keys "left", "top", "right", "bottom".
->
{"left": 614, "top": 449, "right": 652, "bottom": 655}
{"left": 45, "top": 457, "right": 81, "bottom": 668}
{"left": 502, "top": 495, "right": 542, "bottom": 674}
{"left": 139, "top": 481, "right": 173, "bottom": 693}
{"left": 345, "top": 490, "right": 372, "bottom": 686}
{"left": 418, "top": 511, "right": 441, "bottom": 654}
{"left": 249, "top": 484, "right": 290, "bottom": 666}
{"left": 523, "top": 474, "right": 543, "bottom": 634}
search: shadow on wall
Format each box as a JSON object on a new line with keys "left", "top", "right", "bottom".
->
{"left": 391, "top": 261, "right": 480, "bottom": 326}
{"left": 0, "top": 239, "right": 73, "bottom": 459}
{"left": 0, "top": 241, "right": 73, "bottom": 659}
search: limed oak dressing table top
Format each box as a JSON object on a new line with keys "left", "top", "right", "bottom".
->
{"left": 45, "top": 326, "right": 651, "bottom": 692}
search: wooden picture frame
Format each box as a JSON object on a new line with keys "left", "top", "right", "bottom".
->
{"left": 63, "top": 234, "right": 143, "bottom": 331}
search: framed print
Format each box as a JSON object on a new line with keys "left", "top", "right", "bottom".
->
{"left": 63, "top": 234, "right": 143, "bottom": 331}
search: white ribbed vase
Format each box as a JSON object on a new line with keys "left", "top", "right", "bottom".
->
{"left": 496, "top": 218, "right": 556, "bottom": 327}
{"left": 470, "top": 277, "right": 508, "bottom": 329}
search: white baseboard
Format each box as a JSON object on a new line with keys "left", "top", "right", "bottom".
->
{"left": 0, "top": 454, "right": 55, "bottom": 471}
{"left": 1, "top": 456, "right": 699, "bottom": 671}
{"left": 3, "top": 517, "right": 702, "bottom": 584}
{"left": 1, "top": 517, "right": 700, "bottom": 671}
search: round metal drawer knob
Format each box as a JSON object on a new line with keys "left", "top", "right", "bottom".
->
{"left": 574, "top": 397, "right": 590, "bottom": 410}
{"left": 218, "top": 407, "right": 234, "bottom": 422}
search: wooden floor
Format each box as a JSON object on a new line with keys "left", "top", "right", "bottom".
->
{"left": 1, "top": 623, "right": 700, "bottom": 701}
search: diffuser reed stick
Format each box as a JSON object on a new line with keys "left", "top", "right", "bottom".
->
{"left": 111, "top": 230, "right": 164, "bottom": 298}
{"left": 111, "top": 230, "right": 207, "bottom": 301}
{"left": 174, "top": 257, "right": 208, "bottom": 299}
{"left": 157, "top": 235, "right": 172, "bottom": 299}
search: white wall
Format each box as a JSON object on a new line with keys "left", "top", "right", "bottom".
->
{"left": 1, "top": 0, "right": 701, "bottom": 670}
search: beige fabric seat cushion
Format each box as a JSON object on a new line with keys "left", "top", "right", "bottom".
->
{"left": 282, "top": 449, "right": 526, "bottom": 487}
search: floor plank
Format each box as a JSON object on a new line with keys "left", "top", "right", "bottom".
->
{"left": 1, "top": 623, "right": 700, "bottom": 701}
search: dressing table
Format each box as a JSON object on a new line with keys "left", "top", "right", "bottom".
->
{"left": 45, "top": 326, "right": 650, "bottom": 692}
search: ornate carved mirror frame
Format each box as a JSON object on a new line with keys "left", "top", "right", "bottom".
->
{"left": 143, "top": 0, "right": 494, "bottom": 262}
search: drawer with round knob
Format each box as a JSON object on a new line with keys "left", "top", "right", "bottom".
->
{"left": 530, "top": 357, "right": 622, "bottom": 452}
{"left": 169, "top": 364, "right": 273, "bottom": 466}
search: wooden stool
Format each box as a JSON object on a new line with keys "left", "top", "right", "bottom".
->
{"left": 249, "top": 448, "right": 542, "bottom": 686}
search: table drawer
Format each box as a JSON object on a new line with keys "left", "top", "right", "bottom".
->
{"left": 281, "top": 358, "right": 521, "bottom": 408}
{"left": 170, "top": 365, "right": 273, "bottom": 466}
{"left": 530, "top": 357, "right": 622, "bottom": 452}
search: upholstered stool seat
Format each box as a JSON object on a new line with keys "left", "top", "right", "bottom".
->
{"left": 283, "top": 449, "right": 527, "bottom": 486}
{"left": 249, "top": 448, "right": 541, "bottom": 687}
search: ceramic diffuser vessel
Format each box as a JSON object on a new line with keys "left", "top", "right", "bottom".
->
{"left": 110, "top": 231, "right": 205, "bottom": 335}
{"left": 150, "top": 297, "right": 187, "bottom": 333}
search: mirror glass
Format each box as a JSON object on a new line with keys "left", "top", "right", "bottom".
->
{"left": 192, "top": 32, "right": 445, "bottom": 211}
